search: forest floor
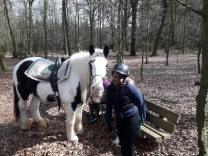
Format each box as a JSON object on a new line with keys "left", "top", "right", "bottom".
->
{"left": 0, "top": 51, "right": 207, "bottom": 155}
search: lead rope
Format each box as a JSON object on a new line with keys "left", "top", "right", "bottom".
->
{"left": 99, "top": 103, "right": 142, "bottom": 136}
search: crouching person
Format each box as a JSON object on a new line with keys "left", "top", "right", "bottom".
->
{"left": 106, "top": 63, "right": 149, "bottom": 156}
{"left": 88, "top": 78, "right": 110, "bottom": 124}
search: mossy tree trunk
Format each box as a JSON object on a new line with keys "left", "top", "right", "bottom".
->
{"left": 3, "top": 0, "right": 17, "bottom": 58}
{"left": 196, "top": 11, "right": 208, "bottom": 156}
{"left": 0, "top": 52, "right": 10, "bottom": 72}
{"left": 175, "top": 0, "right": 208, "bottom": 155}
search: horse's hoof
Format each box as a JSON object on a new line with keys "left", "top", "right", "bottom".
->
{"left": 38, "top": 119, "right": 47, "bottom": 127}
{"left": 67, "top": 134, "right": 78, "bottom": 143}
{"left": 72, "top": 140, "right": 79, "bottom": 145}
{"left": 20, "top": 120, "right": 31, "bottom": 130}
{"left": 76, "top": 129, "right": 84, "bottom": 135}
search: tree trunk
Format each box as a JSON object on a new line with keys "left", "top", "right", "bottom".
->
{"left": 0, "top": 51, "right": 10, "bottom": 72}
{"left": 166, "top": 0, "right": 174, "bottom": 66}
{"left": 196, "top": 2, "right": 208, "bottom": 154}
{"left": 3, "top": 0, "right": 17, "bottom": 58}
{"left": 110, "top": 3, "right": 115, "bottom": 52}
{"left": 130, "top": 0, "right": 139, "bottom": 56}
{"left": 44, "top": 0, "right": 48, "bottom": 59}
{"left": 145, "top": 0, "right": 150, "bottom": 64}
{"left": 123, "top": 0, "right": 128, "bottom": 52}
{"left": 140, "top": 0, "right": 144, "bottom": 81}
{"left": 98, "top": 0, "right": 102, "bottom": 48}
{"left": 197, "top": 41, "right": 201, "bottom": 74}
{"left": 174, "top": 0, "right": 208, "bottom": 154}
{"left": 117, "top": 0, "right": 123, "bottom": 63}
{"left": 28, "top": 0, "right": 34, "bottom": 55}
{"left": 62, "top": 0, "right": 70, "bottom": 56}
{"left": 182, "top": 0, "right": 187, "bottom": 54}
{"left": 151, "top": 0, "right": 167, "bottom": 57}
{"left": 75, "top": 0, "right": 80, "bottom": 52}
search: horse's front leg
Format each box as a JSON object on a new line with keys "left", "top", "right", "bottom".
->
{"left": 18, "top": 99, "right": 31, "bottom": 130}
{"left": 30, "top": 96, "right": 47, "bottom": 127}
{"left": 65, "top": 103, "right": 78, "bottom": 143}
{"left": 74, "top": 104, "right": 84, "bottom": 135}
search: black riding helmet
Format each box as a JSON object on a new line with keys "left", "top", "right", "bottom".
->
{"left": 112, "top": 63, "right": 130, "bottom": 77}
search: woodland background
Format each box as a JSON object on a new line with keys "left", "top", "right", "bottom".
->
{"left": 0, "top": 0, "right": 208, "bottom": 155}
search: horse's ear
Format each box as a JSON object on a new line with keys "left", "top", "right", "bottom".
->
{"left": 103, "top": 45, "right": 109, "bottom": 58}
{"left": 89, "top": 45, "right": 95, "bottom": 55}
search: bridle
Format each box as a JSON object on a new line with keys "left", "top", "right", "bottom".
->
{"left": 89, "top": 56, "right": 107, "bottom": 84}
{"left": 91, "top": 74, "right": 105, "bottom": 81}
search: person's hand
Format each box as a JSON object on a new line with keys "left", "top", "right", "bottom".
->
{"left": 107, "top": 121, "right": 113, "bottom": 132}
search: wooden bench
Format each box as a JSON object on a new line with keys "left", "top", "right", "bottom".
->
{"left": 139, "top": 100, "right": 181, "bottom": 141}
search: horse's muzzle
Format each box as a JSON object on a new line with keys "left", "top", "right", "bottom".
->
{"left": 91, "top": 87, "right": 104, "bottom": 97}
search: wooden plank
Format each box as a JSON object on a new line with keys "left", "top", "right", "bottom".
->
{"left": 147, "top": 114, "right": 176, "bottom": 134}
{"left": 140, "top": 125, "right": 162, "bottom": 141}
{"left": 143, "top": 124, "right": 171, "bottom": 140}
{"left": 145, "top": 100, "right": 181, "bottom": 123}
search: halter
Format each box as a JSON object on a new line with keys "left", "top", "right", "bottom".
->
{"left": 89, "top": 55, "right": 107, "bottom": 84}
{"left": 91, "top": 74, "right": 105, "bottom": 81}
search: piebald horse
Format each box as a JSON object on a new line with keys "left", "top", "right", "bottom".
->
{"left": 13, "top": 45, "right": 109, "bottom": 143}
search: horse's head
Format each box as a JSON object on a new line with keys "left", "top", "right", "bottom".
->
{"left": 89, "top": 45, "right": 109, "bottom": 101}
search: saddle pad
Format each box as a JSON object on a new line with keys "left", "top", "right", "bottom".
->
{"left": 25, "top": 58, "right": 71, "bottom": 82}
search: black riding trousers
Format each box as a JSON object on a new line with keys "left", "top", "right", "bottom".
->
{"left": 116, "top": 111, "right": 139, "bottom": 156}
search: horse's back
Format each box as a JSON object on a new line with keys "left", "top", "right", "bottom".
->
{"left": 13, "top": 57, "right": 42, "bottom": 100}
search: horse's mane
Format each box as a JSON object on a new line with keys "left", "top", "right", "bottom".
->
{"left": 67, "top": 51, "right": 91, "bottom": 103}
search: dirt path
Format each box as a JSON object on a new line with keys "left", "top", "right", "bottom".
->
{"left": 0, "top": 53, "right": 204, "bottom": 155}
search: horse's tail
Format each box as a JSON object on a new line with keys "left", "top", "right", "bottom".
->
{"left": 13, "top": 83, "right": 20, "bottom": 122}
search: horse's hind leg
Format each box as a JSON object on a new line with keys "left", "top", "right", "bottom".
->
{"left": 74, "top": 105, "right": 84, "bottom": 135}
{"left": 30, "top": 96, "right": 47, "bottom": 127}
{"left": 18, "top": 99, "right": 32, "bottom": 130}
{"left": 65, "top": 104, "right": 78, "bottom": 143}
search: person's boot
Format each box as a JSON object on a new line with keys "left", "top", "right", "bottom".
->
{"left": 94, "top": 103, "right": 100, "bottom": 119}
{"left": 88, "top": 114, "right": 98, "bottom": 124}
{"left": 111, "top": 136, "right": 120, "bottom": 146}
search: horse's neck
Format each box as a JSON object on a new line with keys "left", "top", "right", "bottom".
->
{"left": 71, "top": 53, "right": 90, "bottom": 102}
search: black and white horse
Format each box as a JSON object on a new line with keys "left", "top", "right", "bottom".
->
{"left": 13, "top": 45, "right": 109, "bottom": 143}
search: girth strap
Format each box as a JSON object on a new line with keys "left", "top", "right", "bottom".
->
{"left": 50, "top": 56, "right": 66, "bottom": 111}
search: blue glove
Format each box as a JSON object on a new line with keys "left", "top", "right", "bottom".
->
{"left": 107, "top": 121, "right": 113, "bottom": 132}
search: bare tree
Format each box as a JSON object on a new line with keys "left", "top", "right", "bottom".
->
{"left": 117, "top": 0, "right": 124, "bottom": 62}
{"left": 28, "top": 0, "right": 34, "bottom": 55}
{"left": 3, "top": 0, "right": 17, "bottom": 58}
{"left": 140, "top": 0, "right": 144, "bottom": 81}
{"left": 62, "top": 0, "right": 71, "bottom": 56}
{"left": 44, "top": 0, "right": 48, "bottom": 58}
{"left": 75, "top": 0, "right": 80, "bottom": 52}
{"left": 130, "top": 0, "right": 139, "bottom": 56}
{"left": 166, "top": 0, "right": 174, "bottom": 66}
{"left": 145, "top": 0, "right": 150, "bottom": 64}
{"left": 151, "top": 0, "right": 167, "bottom": 57}
{"left": 175, "top": 0, "right": 208, "bottom": 155}
{"left": 86, "top": 0, "right": 98, "bottom": 46}
{"left": 182, "top": 0, "right": 187, "bottom": 54}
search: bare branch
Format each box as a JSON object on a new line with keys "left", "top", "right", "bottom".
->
{"left": 174, "top": 0, "right": 203, "bottom": 16}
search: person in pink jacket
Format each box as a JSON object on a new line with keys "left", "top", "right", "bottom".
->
{"left": 88, "top": 79, "right": 111, "bottom": 124}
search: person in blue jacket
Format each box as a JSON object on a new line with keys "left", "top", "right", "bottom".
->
{"left": 106, "top": 63, "right": 149, "bottom": 156}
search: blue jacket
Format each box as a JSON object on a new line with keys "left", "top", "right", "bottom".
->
{"left": 106, "top": 82, "right": 149, "bottom": 123}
